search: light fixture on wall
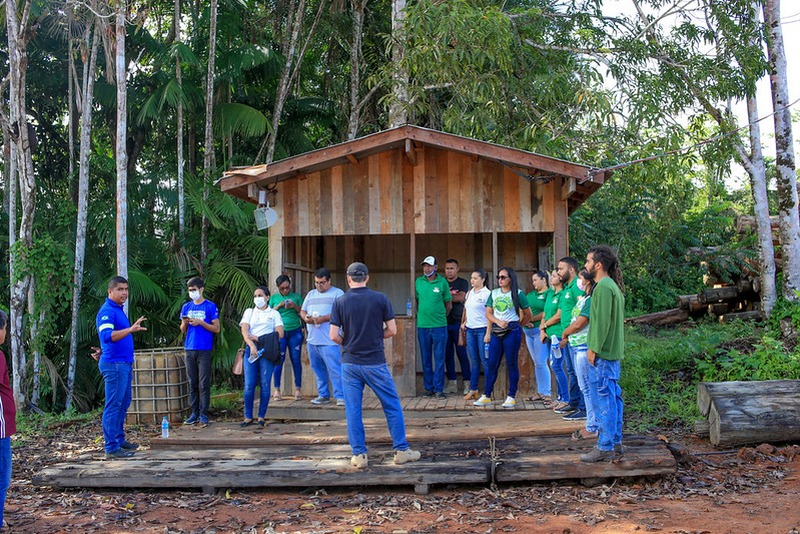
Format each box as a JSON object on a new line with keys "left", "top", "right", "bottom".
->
{"left": 254, "top": 189, "right": 278, "bottom": 230}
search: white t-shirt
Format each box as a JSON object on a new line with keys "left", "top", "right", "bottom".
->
{"left": 240, "top": 307, "right": 283, "bottom": 337}
{"left": 464, "top": 287, "right": 491, "bottom": 329}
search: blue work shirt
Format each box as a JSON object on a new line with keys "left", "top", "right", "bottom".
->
{"left": 180, "top": 299, "right": 219, "bottom": 351}
{"left": 96, "top": 298, "right": 134, "bottom": 363}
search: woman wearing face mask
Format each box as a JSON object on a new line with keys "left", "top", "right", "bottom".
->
{"left": 541, "top": 270, "right": 570, "bottom": 411}
{"left": 269, "top": 275, "right": 304, "bottom": 401}
{"left": 474, "top": 267, "right": 533, "bottom": 409}
{"left": 240, "top": 286, "right": 284, "bottom": 427}
{"left": 460, "top": 269, "right": 491, "bottom": 400}
{"left": 523, "top": 271, "right": 552, "bottom": 406}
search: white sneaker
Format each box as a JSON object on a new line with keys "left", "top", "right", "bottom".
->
{"left": 473, "top": 395, "right": 492, "bottom": 406}
{"left": 501, "top": 396, "right": 516, "bottom": 409}
{"left": 462, "top": 385, "right": 471, "bottom": 396}
{"left": 393, "top": 449, "right": 421, "bottom": 465}
{"left": 350, "top": 453, "right": 368, "bottom": 468}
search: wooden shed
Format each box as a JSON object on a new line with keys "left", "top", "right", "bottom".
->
{"left": 219, "top": 125, "right": 607, "bottom": 398}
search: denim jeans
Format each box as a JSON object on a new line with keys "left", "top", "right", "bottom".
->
{"left": 417, "top": 326, "right": 447, "bottom": 393}
{"left": 563, "top": 343, "right": 585, "bottom": 411}
{"left": 98, "top": 360, "right": 133, "bottom": 453}
{"left": 484, "top": 323, "right": 522, "bottom": 399}
{"left": 445, "top": 323, "right": 471, "bottom": 382}
{"left": 308, "top": 343, "right": 344, "bottom": 400}
{"left": 184, "top": 349, "right": 212, "bottom": 419}
{"left": 588, "top": 357, "right": 624, "bottom": 451}
{"left": 0, "top": 436, "right": 11, "bottom": 526}
{"left": 523, "top": 327, "right": 551, "bottom": 397}
{"left": 342, "top": 362, "right": 410, "bottom": 455}
{"left": 573, "top": 344, "right": 598, "bottom": 432}
{"left": 549, "top": 337, "right": 570, "bottom": 403}
{"left": 465, "top": 327, "right": 488, "bottom": 391}
{"left": 273, "top": 328, "right": 304, "bottom": 388}
{"left": 243, "top": 346, "right": 276, "bottom": 419}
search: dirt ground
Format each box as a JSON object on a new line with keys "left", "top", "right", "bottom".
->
{"left": 6, "top": 419, "right": 800, "bottom": 534}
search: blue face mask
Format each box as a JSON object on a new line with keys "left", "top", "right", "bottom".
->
{"left": 425, "top": 267, "right": 437, "bottom": 278}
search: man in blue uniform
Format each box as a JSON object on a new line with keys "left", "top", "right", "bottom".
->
{"left": 96, "top": 276, "right": 147, "bottom": 459}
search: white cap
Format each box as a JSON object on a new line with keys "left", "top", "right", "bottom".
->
{"left": 420, "top": 255, "right": 436, "bottom": 265}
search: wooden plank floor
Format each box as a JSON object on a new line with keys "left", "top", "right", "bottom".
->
{"left": 33, "top": 404, "right": 677, "bottom": 494}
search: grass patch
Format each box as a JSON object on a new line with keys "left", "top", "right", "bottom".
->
{"left": 16, "top": 408, "right": 101, "bottom": 440}
{"left": 621, "top": 319, "right": 753, "bottom": 433}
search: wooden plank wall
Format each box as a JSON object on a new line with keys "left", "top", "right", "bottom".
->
{"left": 279, "top": 147, "right": 558, "bottom": 237}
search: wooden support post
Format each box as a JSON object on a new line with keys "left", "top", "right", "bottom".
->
{"left": 552, "top": 181, "right": 569, "bottom": 261}
{"left": 492, "top": 231, "right": 498, "bottom": 277}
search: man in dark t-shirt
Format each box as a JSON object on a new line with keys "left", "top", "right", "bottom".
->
{"left": 444, "top": 259, "right": 470, "bottom": 394}
{"left": 330, "top": 262, "right": 421, "bottom": 469}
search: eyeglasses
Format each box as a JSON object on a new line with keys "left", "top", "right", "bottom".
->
{"left": 314, "top": 280, "right": 329, "bottom": 286}
{"left": 496, "top": 275, "right": 509, "bottom": 280}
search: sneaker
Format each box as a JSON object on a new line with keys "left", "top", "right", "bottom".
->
{"left": 614, "top": 443, "right": 625, "bottom": 458}
{"left": 501, "top": 396, "right": 516, "bottom": 409}
{"left": 350, "top": 453, "right": 368, "bottom": 468}
{"left": 120, "top": 441, "right": 139, "bottom": 450}
{"left": 393, "top": 449, "right": 421, "bottom": 465}
{"left": 336, "top": 398, "right": 345, "bottom": 406}
{"left": 423, "top": 390, "right": 435, "bottom": 397}
{"left": 580, "top": 448, "right": 615, "bottom": 463}
{"left": 463, "top": 385, "right": 472, "bottom": 396}
{"left": 554, "top": 405, "right": 577, "bottom": 415}
{"left": 473, "top": 395, "right": 492, "bottom": 406}
{"left": 436, "top": 392, "right": 447, "bottom": 399}
{"left": 105, "top": 449, "right": 135, "bottom": 459}
{"left": 198, "top": 415, "right": 209, "bottom": 425}
{"left": 444, "top": 381, "right": 458, "bottom": 394}
{"left": 311, "top": 396, "right": 331, "bottom": 405}
{"left": 562, "top": 410, "right": 587, "bottom": 421}
{"left": 184, "top": 413, "right": 198, "bottom": 425}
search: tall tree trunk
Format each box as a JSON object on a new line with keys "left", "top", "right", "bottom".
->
{"left": 66, "top": 23, "right": 100, "bottom": 411}
{"left": 7, "top": 0, "right": 35, "bottom": 410}
{"left": 347, "top": 0, "right": 367, "bottom": 140}
{"left": 29, "top": 275, "right": 39, "bottom": 405}
{"left": 388, "top": 0, "right": 408, "bottom": 127}
{"left": 763, "top": 0, "right": 800, "bottom": 299}
{"left": 201, "top": 0, "right": 218, "bottom": 262}
{"left": 175, "top": 0, "right": 185, "bottom": 242}
{"left": 115, "top": 0, "right": 129, "bottom": 295}
{"left": 68, "top": 12, "right": 75, "bottom": 205}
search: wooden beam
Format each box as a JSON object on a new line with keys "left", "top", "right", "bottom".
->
{"left": 346, "top": 154, "right": 359, "bottom": 166}
{"left": 561, "top": 177, "right": 576, "bottom": 200}
{"left": 404, "top": 139, "right": 418, "bottom": 166}
{"left": 552, "top": 184, "right": 568, "bottom": 260}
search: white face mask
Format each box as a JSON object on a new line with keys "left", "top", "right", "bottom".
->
{"left": 577, "top": 280, "right": 586, "bottom": 292}
{"left": 253, "top": 296, "right": 267, "bottom": 308}
{"left": 188, "top": 290, "right": 201, "bottom": 301}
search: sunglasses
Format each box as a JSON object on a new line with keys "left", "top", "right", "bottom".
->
{"left": 496, "top": 275, "right": 509, "bottom": 280}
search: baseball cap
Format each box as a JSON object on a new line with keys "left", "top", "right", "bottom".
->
{"left": 420, "top": 255, "right": 436, "bottom": 266}
{"left": 346, "top": 262, "right": 369, "bottom": 276}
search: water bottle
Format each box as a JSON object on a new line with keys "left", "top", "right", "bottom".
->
{"left": 551, "top": 335, "right": 562, "bottom": 359}
{"left": 161, "top": 415, "right": 170, "bottom": 438}
{"left": 484, "top": 343, "right": 490, "bottom": 361}
{"left": 406, "top": 298, "right": 412, "bottom": 316}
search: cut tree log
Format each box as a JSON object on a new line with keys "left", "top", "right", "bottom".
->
{"left": 698, "top": 287, "right": 741, "bottom": 304}
{"left": 735, "top": 215, "right": 779, "bottom": 234}
{"left": 626, "top": 308, "right": 689, "bottom": 326}
{"left": 708, "top": 303, "right": 731, "bottom": 316}
{"left": 677, "top": 294, "right": 707, "bottom": 313}
{"left": 719, "top": 311, "right": 765, "bottom": 324}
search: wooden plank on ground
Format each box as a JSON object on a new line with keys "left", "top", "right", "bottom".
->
{"left": 698, "top": 380, "right": 800, "bottom": 417}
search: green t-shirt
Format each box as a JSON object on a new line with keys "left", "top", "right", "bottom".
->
{"left": 524, "top": 289, "right": 549, "bottom": 328}
{"left": 559, "top": 276, "right": 585, "bottom": 329}
{"left": 268, "top": 292, "right": 304, "bottom": 331}
{"left": 542, "top": 288, "right": 564, "bottom": 338}
{"left": 568, "top": 295, "right": 591, "bottom": 347}
{"left": 415, "top": 274, "right": 452, "bottom": 328}
{"left": 587, "top": 277, "right": 625, "bottom": 360}
{"left": 486, "top": 289, "right": 530, "bottom": 323}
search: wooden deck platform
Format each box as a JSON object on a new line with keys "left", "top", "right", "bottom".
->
{"left": 33, "top": 400, "right": 677, "bottom": 494}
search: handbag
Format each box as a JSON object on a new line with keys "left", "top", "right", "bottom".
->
{"left": 491, "top": 323, "right": 511, "bottom": 338}
{"left": 232, "top": 344, "right": 245, "bottom": 375}
{"left": 458, "top": 328, "right": 467, "bottom": 346}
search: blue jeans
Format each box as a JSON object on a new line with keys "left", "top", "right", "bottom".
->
{"left": 445, "top": 323, "right": 471, "bottom": 382}
{"left": 573, "top": 344, "right": 598, "bottom": 432}
{"left": 465, "top": 327, "right": 488, "bottom": 391}
{"left": 273, "top": 328, "right": 304, "bottom": 388}
{"left": 98, "top": 360, "right": 133, "bottom": 453}
{"left": 184, "top": 349, "right": 212, "bottom": 419}
{"left": 549, "top": 337, "right": 570, "bottom": 403}
{"left": 417, "top": 326, "right": 447, "bottom": 393}
{"left": 243, "top": 346, "right": 276, "bottom": 419}
{"left": 308, "top": 344, "right": 343, "bottom": 400}
{"left": 523, "top": 327, "right": 551, "bottom": 397}
{"left": 563, "top": 343, "right": 585, "bottom": 411}
{"left": 0, "top": 437, "right": 11, "bottom": 526}
{"left": 589, "top": 357, "right": 624, "bottom": 451}
{"left": 342, "top": 362, "right": 410, "bottom": 455}
{"left": 484, "top": 323, "right": 522, "bottom": 399}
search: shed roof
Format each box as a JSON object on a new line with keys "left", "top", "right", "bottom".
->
{"left": 219, "top": 125, "right": 607, "bottom": 213}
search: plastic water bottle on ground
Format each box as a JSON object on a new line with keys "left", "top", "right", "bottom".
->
{"left": 161, "top": 415, "right": 170, "bottom": 438}
{"left": 551, "top": 335, "right": 562, "bottom": 359}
